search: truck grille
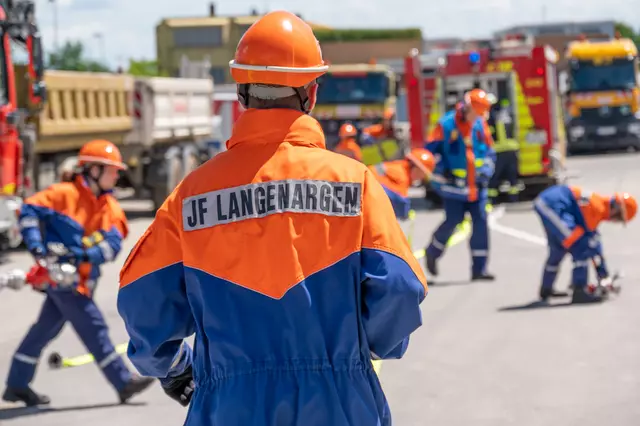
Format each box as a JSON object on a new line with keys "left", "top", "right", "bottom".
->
{"left": 580, "top": 105, "right": 631, "bottom": 125}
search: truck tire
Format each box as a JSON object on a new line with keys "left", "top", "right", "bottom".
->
{"left": 182, "top": 144, "right": 200, "bottom": 178}
{"left": 149, "top": 149, "right": 183, "bottom": 210}
{"left": 167, "top": 151, "right": 183, "bottom": 193}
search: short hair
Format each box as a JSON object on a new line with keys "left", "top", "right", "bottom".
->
{"left": 245, "top": 83, "right": 311, "bottom": 110}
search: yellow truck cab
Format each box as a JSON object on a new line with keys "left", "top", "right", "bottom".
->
{"left": 312, "top": 63, "right": 402, "bottom": 164}
{"left": 565, "top": 35, "right": 640, "bottom": 153}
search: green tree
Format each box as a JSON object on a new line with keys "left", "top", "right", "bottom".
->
{"left": 47, "top": 40, "right": 110, "bottom": 72}
{"left": 127, "top": 59, "right": 168, "bottom": 77}
{"left": 614, "top": 22, "right": 640, "bottom": 47}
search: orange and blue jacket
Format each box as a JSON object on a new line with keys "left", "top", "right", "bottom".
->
{"left": 426, "top": 106, "right": 495, "bottom": 202}
{"left": 368, "top": 159, "right": 412, "bottom": 219}
{"left": 534, "top": 184, "right": 610, "bottom": 252}
{"left": 19, "top": 175, "right": 128, "bottom": 296}
{"left": 117, "top": 108, "right": 427, "bottom": 426}
{"left": 334, "top": 137, "right": 363, "bottom": 161}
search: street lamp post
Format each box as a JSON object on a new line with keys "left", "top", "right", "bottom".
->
{"left": 49, "top": 0, "right": 58, "bottom": 52}
{"left": 93, "top": 32, "right": 105, "bottom": 66}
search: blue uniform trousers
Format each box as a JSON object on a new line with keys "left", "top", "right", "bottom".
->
{"left": 426, "top": 197, "right": 489, "bottom": 275}
{"left": 6, "top": 290, "right": 131, "bottom": 391}
{"left": 534, "top": 206, "right": 600, "bottom": 290}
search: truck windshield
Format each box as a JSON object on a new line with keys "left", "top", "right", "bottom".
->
{"left": 316, "top": 72, "right": 389, "bottom": 104}
{"left": 570, "top": 59, "right": 637, "bottom": 92}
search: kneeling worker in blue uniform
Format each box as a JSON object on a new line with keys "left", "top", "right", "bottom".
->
{"left": 3, "top": 140, "right": 154, "bottom": 406}
{"left": 534, "top": 185, "right": 637, "bottom": 303}
{"left": 424, "top": 89, "right": 497, "bottom": 281}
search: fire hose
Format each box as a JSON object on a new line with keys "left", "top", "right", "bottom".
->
{"left": 0, "top": 258, "right": 79, "bottom": 293}
{"left": 587, "top": 255, "right": 622, "bottom": 296}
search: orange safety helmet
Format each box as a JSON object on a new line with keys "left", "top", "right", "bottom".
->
{"left": 406, "top": 148, "right": 435, "bottom": 173}
{"left": 229, "top": 11, "right": 329, "bottom": 88}
{"left": 464, "top": 89, "right": 496, "bottom": 116}
{"left": 78, "top": 140, "right": 127, "bottom": 170}
{"left": 613, "top": 192, "right": 637, "bottom": 222}
{"left": 339, "top": 123, "right": 357, "bottom": 138}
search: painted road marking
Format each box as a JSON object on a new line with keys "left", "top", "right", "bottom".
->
{"left": 489, "top": 205, "right": 546, "bottom": 246}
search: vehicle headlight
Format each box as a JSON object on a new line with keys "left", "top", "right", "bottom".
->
{"left": 569, "top": 126, "right": 585, "bottom": 138}
{"left": 628, "top": 123, "right": 640, "bottom": 134}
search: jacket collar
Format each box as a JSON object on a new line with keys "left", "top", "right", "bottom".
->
{"left": 226, "top": 109, "right": 326, "bottom": 150}
{"left": 74, "top": 175, "right": 112, "bottom": 200}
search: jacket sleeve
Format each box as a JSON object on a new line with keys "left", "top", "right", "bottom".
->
{"left": 84, "top": 227, "right": 125, "bottom": 265}
{"left": 84, "top": 208, "right": 129, "bottom": 265}
{"left": 477, "top": 145, "right": 496, "bottom": 183}
{"left": 18, "top": 186, "right": 61, "bottom": 253}
{"left": 117, "top": 190, "right": 195, "bottom": 379}
{"left": 360, "top": 168, "right": 427, "bottom": 360}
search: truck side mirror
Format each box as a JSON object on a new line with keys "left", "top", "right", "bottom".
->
{"left": 395, "top": 76, "right": 401, "bottom": 97}
{"left": 29, "top": 34, "right": 44, "bottom": 80}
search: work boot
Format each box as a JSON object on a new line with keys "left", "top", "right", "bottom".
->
{"left": 571, "top": 286, "right": 604, "bottom": 304}
{"left": 2, "top": 386, "right": 51, "bottom": 406}
{"left": 118, "top": 375, "right": 155, "bottom": 403}
{"left": 471, "top": 272, "right": 495, "bottom": 281}
{"left": 425, "top": 253, "right": 438, "bottom": 276}
{"left": 539, "top": 287, "right": 570, "bottom": 301}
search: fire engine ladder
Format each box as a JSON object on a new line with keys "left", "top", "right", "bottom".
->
{"left": 421, "top": 76, "right": 440, "bottom": 137}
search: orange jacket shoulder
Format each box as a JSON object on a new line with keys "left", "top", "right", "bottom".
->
{"left": 119, "top": 188, "right": 182, "bottom": 288}
{"left": 24, "top": 182, "right": 78, "bottom": 212}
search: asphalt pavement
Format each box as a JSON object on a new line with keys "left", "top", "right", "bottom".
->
{"left": 1, "top": 153, "right": 640, "bottom": 425}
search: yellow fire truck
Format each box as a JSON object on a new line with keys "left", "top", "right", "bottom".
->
{"left": 312, "top": 63, "right": 401, "bottom": 164}
{"left": 565, "top": 35, "right": 640, "bottom": 153}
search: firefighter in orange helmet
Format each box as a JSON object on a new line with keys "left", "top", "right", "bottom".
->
{"left": 369, "top": 148, "right": 435, "bottom": 219}
{"left": 334, "top": 122, "right": 362, "bottom": 161}
{"left": 117, "top": 10, "right": 426, "bottom": 426}
{"left": 3, "top": 139, "right": 154, "bottom": 407}
{"left": 424, "top": 88, "right": 497, "bottom": 282}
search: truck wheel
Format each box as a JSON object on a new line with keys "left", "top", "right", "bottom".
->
{"left": 167, "top": 151, "right": 183, "bottom": 192}
{"left": 182, "top": 145, "right": 200, "bottom": 177}
{"left": 151, "top": 151, "right": 183, "bottom": 211}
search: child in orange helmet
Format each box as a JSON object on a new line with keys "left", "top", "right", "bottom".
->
{"left": 534, "top": 184, "right": 637, "bottom": 303}
{"left": 369, "top": 148, "right": 435, "bottom": 219}
{"left": 334, "top": 122, "right": 362, "bottom": 161}
{"left": 3, "top": 140, "right": 154, "bottom": 406}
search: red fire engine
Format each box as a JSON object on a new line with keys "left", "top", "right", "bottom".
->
{"left": 0, "top": 0, "right": 46, "bottom": 249}
{"left": 404, "top": 34, "right": 567, "bottom": 198}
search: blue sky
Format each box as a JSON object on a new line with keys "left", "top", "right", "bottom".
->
{"left": 34, "top": 0, "right": 640, "bottom": 69}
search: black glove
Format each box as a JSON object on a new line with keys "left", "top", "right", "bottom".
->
{"left": 160, "top": 365, "right": 195, "bottom": 407}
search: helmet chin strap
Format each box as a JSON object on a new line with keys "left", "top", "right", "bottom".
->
{"left": 82, "top": 164, "right": 106, "bottom": 193}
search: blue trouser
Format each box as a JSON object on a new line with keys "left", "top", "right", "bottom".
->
{"left": 534, "top": 203, "right": 605, "bottom": 290}
{"left": 426, "top": 196, "right": 489, "bottom": 275}
{"left": 489, "top": 150, "right": 519, "bottom": 203}
{"left": 6, "top": 290, "right": 131, "bottom": 391}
